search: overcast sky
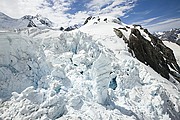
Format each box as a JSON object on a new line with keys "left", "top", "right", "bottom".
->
{"left": 0, "top": 0, "right": 180, "bottom": 32}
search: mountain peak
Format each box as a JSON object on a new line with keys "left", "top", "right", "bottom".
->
{"left": 0, "top": 13, "right": 55, "bottom": 30}
{"left": 84, "top": 16, "right": 122, "bottom": 26}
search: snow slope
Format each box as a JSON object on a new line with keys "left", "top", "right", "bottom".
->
{"left": 0, "top": 16, "right": 180, "bottom": 120}
{"left": 163, "top": 41, "right": 180, "bottom": 66}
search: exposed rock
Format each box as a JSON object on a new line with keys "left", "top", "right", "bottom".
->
{"left": 59, "top": 27, "right": 64, "bottom": 31}
{"left": 84, "top": 16, "right": 92, "bottom": 25}
{"left": 117, "top": 18, "right": 121, "bottom": 21}
{"left": 144, "top": 29, "right": 180, "bottom": 81}
{"left": 114, "top": 28, "right": 128, "bottom": 43}
{"left": 129, "top": 28, "right": 170, "bottom": 79}
{"left": 83, "top": 16, "right": 121, "bottom": 26}
{"left": 27, "top": 20, "right": 37, "bottom": 27}
{"left": 104, "top": 18, "right": 108, "bottom": 22}
{"left": 114, "top": 28, "right": 180, "bottom": 82}
{"left": 118, "top": 27, "right": 128, "bottom": 31}
{"left": 133, "top": 24, "right": 143, "bottom": 29}
{"left": 64, "top": 24, "right": 79, "bottom": 31}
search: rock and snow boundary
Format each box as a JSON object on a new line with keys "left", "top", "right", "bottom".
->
{"left": 0, "top": 16, "right": 180, "bottom": 120}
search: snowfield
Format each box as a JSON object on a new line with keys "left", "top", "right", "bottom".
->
{"left": 0, "top": 16, "right": 180, "bottom": 120}
{"left": 163, "top": 41, "right": 180, "bottom": 66}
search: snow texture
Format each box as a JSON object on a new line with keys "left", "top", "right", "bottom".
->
{"left": 0, "top": 16, "right": 180, "bottom": 120}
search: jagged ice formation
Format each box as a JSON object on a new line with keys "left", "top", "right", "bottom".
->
{"left": 0, "top": 16, "right": 180, "bottom": 120}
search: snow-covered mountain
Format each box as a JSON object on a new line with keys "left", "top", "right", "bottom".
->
{"left": 154, "top": 28, "right": 180, "bottom": 45}
{"left": 0, "top": 12, "right": 55, "bottom": 30}
{"left": 0, "top": 15, "right": 180, "bottom": 120}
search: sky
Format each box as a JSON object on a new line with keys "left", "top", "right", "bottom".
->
{"left": 0, "top": 0, "right": 180, "bottom": 32}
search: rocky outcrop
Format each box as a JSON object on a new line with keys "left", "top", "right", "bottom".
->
{"left": 114, "top": 28, "right": 128, "bottom": 43}
{"left": 114, "top": 28, "right": 180, "bottom": 82}
{"left": 129, "top": 28, "right": 169, "bottom": 79}
{"left": 64, "top": 24, "right": 79, "bottom": 31}
{"left": 144, "top": 29, "right": 180, "bottom": 80}
{"left": 83, "top": 16, "right": 121, "bottom": 26}
{"left": 84, "top": 16, "right": 92, "bottom": 25}
{"left": 27, "top": 20, "right": 37, "bottom": 27}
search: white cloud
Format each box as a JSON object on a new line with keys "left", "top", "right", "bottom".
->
{"left": 0, "top": 0, "right": 75, "bottom": 26}
{"left": 144, "top": 18, "right": 180, "bottom": 32}
{"left": 0, "top": 0, "right": 137, "bottom": 26}
{"left": 132, "top": 17, "right": 159, "bottom": 25}
{"left": 131, "top": 10, "right": 152, "bottom": 15}
{"left": 86, "top": 0, "right": 137, "bottom": 17}
{"left": 0, "top": 0, "right": 22, "bottom": 18}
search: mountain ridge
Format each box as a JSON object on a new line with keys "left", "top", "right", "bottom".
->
{"left": 0, "top": 12, "right": 56, "bottom": 30}
{"left": 154, "top": 28, "right": 180, "bottom": 45}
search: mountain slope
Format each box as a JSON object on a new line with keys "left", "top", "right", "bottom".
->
{"left": 0, "top": 16, "right": 180, "bottom": 120}
{"left": 79, "top": 16, "right": 180, "bottom": 82}
{"left": 163, "top": 41, "right": 180, "bottom": 66}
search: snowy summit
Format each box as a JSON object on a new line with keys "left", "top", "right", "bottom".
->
{"left": 0, "top": 13, "right": 180, "bottom": 120}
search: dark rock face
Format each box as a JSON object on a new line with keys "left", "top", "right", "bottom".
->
{"left": 83, "top": 16, "right": 121, "bottom": 25}
{"left": 144, "top": 29, "right": 180, "bottom": 81}
{"left": 64, "top": 24, "right": 79, "bottom": 31}
{"left": 114, "top": 28, "right": 128, "bottom": 43}
{"left": 59, "top": 27, "right": 64, "bottom": 31}
{"left": 129, "top": 28, "right": 170, "bottom": 79}
{"left": 84, "top": 16, "right": 92, "bottom": 25}
{"left": 114, "top": 28, "right": 180, "bottom": 82}
{"left": 27, "top": 20, "right": 37, "bottom": 27}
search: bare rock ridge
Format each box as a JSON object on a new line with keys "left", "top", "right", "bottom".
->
{"left": 114, "top": 26, "right": 180, "bottom": 82}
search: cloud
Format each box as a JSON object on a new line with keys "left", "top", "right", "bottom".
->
{"left": 144, "top": 18, "right": 180, "bottom": 32}
{"left": 66, "top": 0, "right": 137, "bottom": 26}
{"left": 86, "top": 0, "right": 137, "bottom": 17}
{"left": 131, "top": 10, "right": 152, "bottom": 15}
{"left": 131, "top": 16, "right": 180, "bottom": 32}
{"left": 132, "top": 17, "right": 159, "bottom": 25}
{"left": 0, "top": 0, "right": 137, "bottom": 26}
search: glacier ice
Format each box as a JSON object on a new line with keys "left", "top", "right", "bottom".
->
{"left": 92, "top": 52, "right": 112, "bottom": 105}
{"left": 0, "top": 32, "right": 50, "bottom": 99}
{"left": 0, "top": 20, "right": 180, "bottom": 120}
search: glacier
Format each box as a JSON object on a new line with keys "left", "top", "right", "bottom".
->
{"left": 0, "top": 16, "right": 180, "bottom": 120}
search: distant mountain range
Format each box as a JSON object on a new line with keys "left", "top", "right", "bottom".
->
{"left": 0, "top": 12, "right": 55, "bottom": 30}
{"left": 154, "top": 28, "right": 180, "bottom": 45}
{"left": 0, "top": 12, "right": 81, "bottom": 31}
